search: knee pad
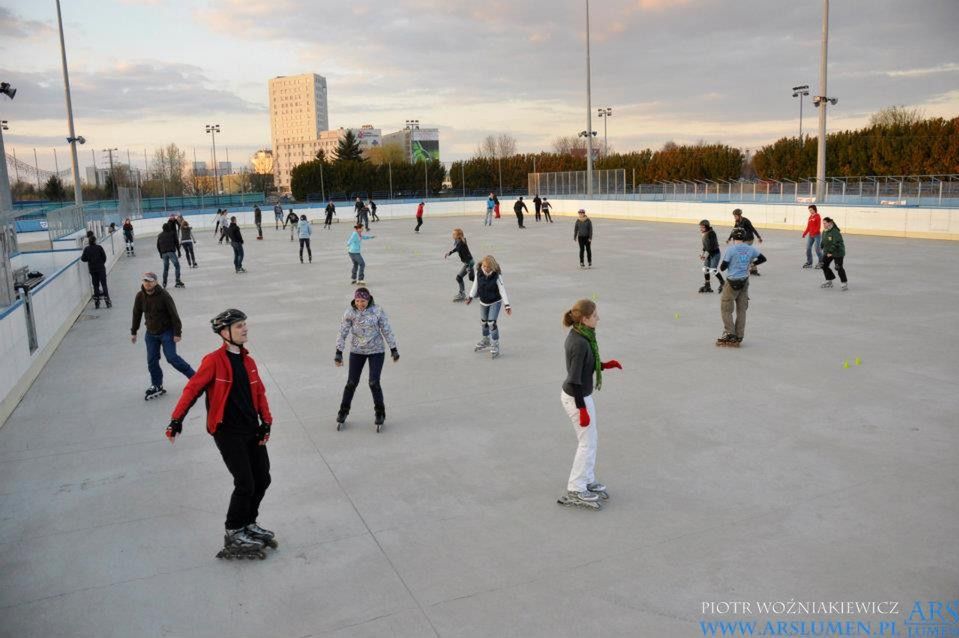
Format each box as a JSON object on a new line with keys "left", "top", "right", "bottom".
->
{"left": 489, "top": 320, "right": 499, "bottom": 332}
{"left": 368, "top": 380, "right": 381, "bottom": 391}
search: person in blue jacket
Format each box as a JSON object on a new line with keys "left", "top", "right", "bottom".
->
{"left": 347, "top": 223, "right": 375, "bottom": 285}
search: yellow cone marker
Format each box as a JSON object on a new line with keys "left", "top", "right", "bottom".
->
{"left": 843, "top": 360, "right": 850, "bottom": 369}
{"left": 854, "top": 357, "right": 862, "bottom": 366}
{"left": 592, "top": 293, "right": 598, "bottom": 301}
{"left": 675, "top": 312, "right": 680, "bottom": 320}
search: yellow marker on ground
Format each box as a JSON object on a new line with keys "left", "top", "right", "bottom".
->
{"left": 843, "top": 360, "right": 850, "bottom": 369}
{"left": 674, "top": 312, "right": 680, "bottom": 320}
{"left": 854, "top": 357, "right": 862, "bottom": 366}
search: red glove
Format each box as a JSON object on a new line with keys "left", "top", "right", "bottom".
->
{"left": 601, "top": 359, "right": 622, "bottom": 370}
{"left": 578, "top": 407, "right": 590, "bottom": 427}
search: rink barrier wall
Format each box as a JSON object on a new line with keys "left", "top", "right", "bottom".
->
{"left": 0, "top": 231, "right": 125, "bottom": 427}
{"left": 541, "top": 199, "right": 959, "bottom": 241}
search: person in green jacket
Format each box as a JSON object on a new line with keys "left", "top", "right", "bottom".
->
{"left": 820, "top": 217, "right": 848, "bottom": 290}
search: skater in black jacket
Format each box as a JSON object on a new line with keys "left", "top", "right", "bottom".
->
{"left": 131, "top": 272, "right": 195, "bottom": 400}
{"left": 228, "top": 217, "right": 246, "bottom": 273}
{"left": 727, "top": 209, "right": 763, "bottom": 275}
{"left": 324, "top": 201, "right": 336, "bottom": 229}
{"left": 81, "top": 234, "right": 111, "bottom": 308}
{"left": 513, "top": 197, "right": 529, "bottom": 228}
{"left": 444, "top": 228, "right": 475, "bottom": 302}
{"left": 698, "top": 220, "right": 725, "bottom": 293}
{"left": 157, "top": 221, "right": 184, "bottom": 288}
{"left": 573, "top": 209, "right": 593, "bottom": 268}
{"left": 285, "top": 209, "right": 299, "bottom": 241}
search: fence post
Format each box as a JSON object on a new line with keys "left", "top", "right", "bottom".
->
{"left": 917, "top": 180, "right": 921, "bottom": 205}
{"left": 939, "top": 181, "right": 943, "bottom": 207}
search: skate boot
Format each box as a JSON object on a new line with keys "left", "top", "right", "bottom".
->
{"left": 336, "top": 408, "right": 349, "bottom": 431}
{"left": 814, "top": 262, "right": 823, "bottom": 269}
{"left": 715, "top": 333, "right": 739, "bottom": 348}
{"left": 356, "top": 280, "right": 365, "bottom": 286}
{"left": 841, "top": 283, "right": 848, "bottom": 291}
{"left": 374, "top": 406, "right": 385, "bottom": 433}
{"left": 474, "top": 336, "right": 491, "bottom": 352}
{"left": 717, "top": 282, "right": 724, "bottom": 294}
{"left": 105, "top": 298, "right": 112, "bottom": 309}
{"left": 821, "top": 281, "right": 833, "bottom": 289}
{"left": 245, "top": 522, "right": 278, "bottom": 549}
{"left": 174, "top": 280, "right": 185, "bottom": 288}
{"left": 350, "top": 279, "right": 357, "bottom": 285}
{"left": 698, "top": 283, "right": 713, "bottom": 294}
{"left": 94, "top": 296, "right": 101, "bottom": 309}
{"left": 216, "top": 528, "right": 266, "bottom": 560}
{"left": 557, "top": 490, "right": 601, "bottom": 510}
{"left": 490, "top": 340, "right": 500, "bottom": 359}
{"left": 452, "top": 292, "right": 466, "bottom": 303}
{"left": 587, "top": 482, "right": 609, "bottom": 500}
{"left": 144, "top": 385, "right": 166, "bottom": 401}
{"left": 802, "top": 262, "right": 813, "bottom": 269}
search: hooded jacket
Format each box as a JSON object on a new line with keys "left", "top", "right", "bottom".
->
{"left": 156, "top": 225, "right": 180, "bottom": 255}
{"left": 131, "top": 285, "right": 183, "bottom": 336}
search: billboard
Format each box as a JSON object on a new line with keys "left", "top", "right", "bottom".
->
{"left": 411, "top": 129, "right": 440, "bottom": 161}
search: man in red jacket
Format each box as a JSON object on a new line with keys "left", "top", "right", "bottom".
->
{"left": 414, "top": 201, "right": 425, "bottom": 232}
{"left": 166, "top": 309, "right": 277, "bottom": 559}
{"left": 802, "top": 204, "right": 824, "bottom": 268}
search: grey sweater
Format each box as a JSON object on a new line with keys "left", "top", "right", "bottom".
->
{"left": 574, "top": 218, "right": 593, "bottom": 240}
{"left": 563, "top": 329, "right": 595, "bottom": 402}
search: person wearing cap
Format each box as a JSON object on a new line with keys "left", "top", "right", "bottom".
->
{"left": 131, "top": 272, "right": 195, "bottom": 400}
{"left": 166, "top": 309, "right": 277, "bottom": 559}
{"left": 819, "top": 216, "right": 848, "bottom": 290}
{"left": 716, "top": 227, "right": 767, "bottom": 346}
{"left": 227, "top": 216, "right": 246, "bottom": 273}
{"left": 513, "top": 196, "right": 529, "bottom": 229}
{"left": 727, "top": 209, "right": 763, "bottom": 275}
{"left": 573, "top": 209, "right": 593, "bottom": 269}
{"left": 414, "top": 201, "right": 425, "bottom": 232}
{"left": 334, "top": 288, "right": 400, "bottom": 430}
{"left": 698, "top": 220, "right": 724, "bottom": 293}
{"left": 347, "top": 223, "right": 375, "bottom": 285}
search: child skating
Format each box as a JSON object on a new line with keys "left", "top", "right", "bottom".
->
{"left": 558, "top": 299, "right": 622, "bottom": 510}
{"left": 334, "top": 288, "right": 400, "bottom": 431}
{"left": 444, "top": 228, "right": 475, "bottom": 302}
{"left": 286, "top": 209, "right": 299, "bottom": 241}
{"left": 122, "top": 218, "right": 135, "bottom": 256}
{"left": 466, "top": 255, "right": 512, "bottom": 359}
{"left": 166, "top": 309, "right": 276, "bottom": 560}
{"left": 347, "top": 223, "right": 375, "bottom": 285}
{"left": 698, "top": 220, "right": 724, "bottom": 293}
{"left": 298, "top": 214, "right": 312, "bottom": 263}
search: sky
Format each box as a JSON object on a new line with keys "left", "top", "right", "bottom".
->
{"left": 1, "top": 0, "right": 957, "bottom": 177}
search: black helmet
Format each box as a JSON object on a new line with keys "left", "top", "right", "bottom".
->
{"left": 699, "top": 219, "right": 711, "bottom": 228}
{"left": 211, "top": 308, "right": 247, "bottom": 334}
{"left": 730, "top": 227, "right": 746, "bottom": 241}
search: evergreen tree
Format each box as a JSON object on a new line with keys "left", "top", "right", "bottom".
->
{"left": 334, "top": 130, "right": 364, "bottom": 162}
{"left": 43, "top": 175, "right": 67, "bottom": 201}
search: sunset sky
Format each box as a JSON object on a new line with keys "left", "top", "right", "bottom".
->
{"left": 2, "top": 0, "right": 957, "bottom": 177}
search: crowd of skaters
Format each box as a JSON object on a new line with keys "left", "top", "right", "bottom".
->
{"left": 91, "top": 196, "right": 853, "bottom": 555}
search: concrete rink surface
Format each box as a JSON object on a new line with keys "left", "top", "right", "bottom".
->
{"left": 0, "top": 212, "right": 956, "bottom": 637}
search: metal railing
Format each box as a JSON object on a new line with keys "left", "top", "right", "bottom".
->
{"left": 523, "top": 172, "right": 959, "bottom": 207}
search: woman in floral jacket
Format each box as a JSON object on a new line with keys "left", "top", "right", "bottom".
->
{"left": 334, "top": 287, "right": 399, "bottom": 431}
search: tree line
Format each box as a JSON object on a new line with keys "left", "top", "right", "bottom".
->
{"left": 752, "top": 112, "right": 959, "bottom": 180}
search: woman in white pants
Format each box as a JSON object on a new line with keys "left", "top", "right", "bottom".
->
{"left": 558, "top": 299, "right": 622, "bottom": 509}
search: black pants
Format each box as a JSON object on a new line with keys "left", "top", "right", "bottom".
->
{"left": 415, "top": 217, "right": 423, "bottom": 232}
{"left": 256, "top": 222, "right": 263, "bottom": 239}
{"left": 535, "top": 206, "right": 541, "bottom": 221}
{"left": 214, "top": 433, "right": 271, "bottom": 530}
{"left": 371, "top": 210, "right": 379, "bottom": 221}
{"left": 89, "top": 270, "right": 109, "bottom": 301}
{"left": 543, "top": 210, "right": 552, "bottom": 222}
{"left": 822, "top": 255, "right": 847, "bottom": 283}
{"left": 340, "top": 352, "right": 385, "bottom": 411}
{"left": 516, "top": 211, "right": 525, "bottom": 228}
{"left": 299, "top": 238, "right": 312, "bottom": 260}
{"left": 182, "top": 242, "right": 196, "bottom": 266}
{"left": 324, "top": 213, "right": 333, "bottom": 227}
{"left": 578, "top": 237, "right": 592, "bottom": 265}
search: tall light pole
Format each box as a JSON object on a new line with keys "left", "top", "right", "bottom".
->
{"left": 102, "top": 147, "right": 118, "bottom": 199}
{"left": 597, "top": 107, "right": 612, "bottom": 157}
{"left": 55, "top": 0, "right": 83, "bottom": 206}
{"left": 584, "top": 0, "right": 594, "bottom": 195}
{"left": 791, "top": 85, "right": 809, "bottom": 140}
{"left": 813, "top": 0, "right": 837, "bottom": 203}
{"left": 205, "top": 124, "right": 221, "bottom": 197}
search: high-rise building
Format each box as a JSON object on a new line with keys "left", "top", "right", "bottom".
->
{"left": 269, "top": 73, "right": 329, "bottom": 192}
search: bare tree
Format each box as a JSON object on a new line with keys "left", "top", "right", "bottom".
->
{"left": 150, "top": 144, "right": 187, "bottom": 195}
{"left": 496, "top": 133, "right": 516, "bottom": 158}
{"left": 553, "top": 135, "right": 586, "bottom": 155}
{"left": 868, "top": 105, "right": 925, "bottom": 128}
{"left": 476, "top": 135, "right": 498, "bottom": 158}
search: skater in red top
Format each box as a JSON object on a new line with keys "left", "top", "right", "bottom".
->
{"left": 166, "top": 308, "right": 277, "bottom": 560}
{"left": 414, "top": 201, "right": 425, "bottom": 232}
{"left": 802, "top": 204, "right": 824, "bottom": 268}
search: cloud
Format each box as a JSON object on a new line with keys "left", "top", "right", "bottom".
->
{"left": 0, "top": 7, "right": 54, "bottom": 39}
{"left": 0, "top": 61, "right": 264, "bottom": 122}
